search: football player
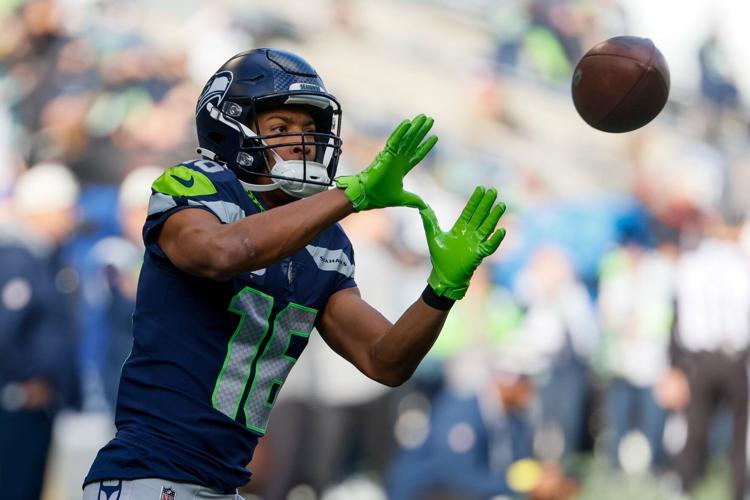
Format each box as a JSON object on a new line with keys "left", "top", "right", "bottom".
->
{"left": 83, "top": 48, "right": 506, "bottom": 499}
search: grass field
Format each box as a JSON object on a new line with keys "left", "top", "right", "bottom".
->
{"left": 578, "top": 457, "right": 732, "bottom": 500}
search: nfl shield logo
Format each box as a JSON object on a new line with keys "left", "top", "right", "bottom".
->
{"left": 160, "top": 486, "right": 176, "bottom": 500}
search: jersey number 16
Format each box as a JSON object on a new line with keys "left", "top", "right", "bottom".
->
{"left": 212, "top": 286, "right": 317, "bottom": 434}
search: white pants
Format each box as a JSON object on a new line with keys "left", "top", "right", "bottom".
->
{"left": 82, "top": 478, "right": 245, "bottom": 500}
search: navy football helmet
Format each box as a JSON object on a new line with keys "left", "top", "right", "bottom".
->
{"left": 195, "top": 48, "right": 343, "bottom": 198}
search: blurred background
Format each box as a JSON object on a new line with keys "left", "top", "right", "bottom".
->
{"left": 2, "top": 0, "right": 750, "bottom": 499}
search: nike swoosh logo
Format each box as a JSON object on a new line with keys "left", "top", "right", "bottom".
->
{"left": 251, "top": 268, "right": 266, "bottom": 276}
{"left": 171, "top": 173, "right": 195, "bottom": 188}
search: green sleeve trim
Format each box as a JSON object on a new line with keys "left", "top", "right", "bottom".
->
{"left": 152, "top": 165, "right": 218, "bottom": 197}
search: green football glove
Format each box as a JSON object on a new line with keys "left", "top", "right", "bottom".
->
{"left": 335, "top": 114, "right": 438, "bottom": 211}
{"left": 420, "top": 186, "right": 507, "bottom": 300}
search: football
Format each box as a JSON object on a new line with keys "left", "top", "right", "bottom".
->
{"left": 571, "top": 36, "right": 670, "bottom": 133}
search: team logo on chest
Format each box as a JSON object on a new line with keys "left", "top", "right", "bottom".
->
{"left": 160, "top": 486, "right": 176, "bottom": 500}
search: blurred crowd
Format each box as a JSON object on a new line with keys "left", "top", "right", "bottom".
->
{"left": 2, "top": 0, "right": 750, "bottom": 499}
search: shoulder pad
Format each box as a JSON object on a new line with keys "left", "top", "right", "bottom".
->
{"left": 152, "top": 164, "right": 218, "bottom": 198}
{"left": 152, "top": 159, "right": 235, "bottom": 198}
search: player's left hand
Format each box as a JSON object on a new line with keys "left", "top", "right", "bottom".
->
{"left": 335, "top": 114, "right": 438, "bottom": 211}
{"left": 420, "top": 186, "right": 506, "bottom": 300}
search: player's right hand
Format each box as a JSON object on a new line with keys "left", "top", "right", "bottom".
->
{"left": 420, "top": 186, "right": 506, "bottom": 300}
{"left": 335, "top": 114, "right": 437, "bottom": 211}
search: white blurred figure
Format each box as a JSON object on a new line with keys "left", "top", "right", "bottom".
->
{"left": 668, "top": 216, "right": 750, "bottom": 500}
{"left": 12, "top": 163, "right": 80, "bottom": 247}
{"left": 598, "top": 241, "right": 677, "bottom": 469}
{"left": 0, "top": 163, "right": 82, "bottom": 500}
{"left": 513, "top": 245, "right": 599, "bottom": 460}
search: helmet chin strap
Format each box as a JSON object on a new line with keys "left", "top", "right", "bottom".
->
{"left": 239, "top": 179, "right": 280, "bottom": 192}
{"left": 196, "top": 147, "right": 220, "bottom": 161}
{"left": 239, "top": 147, "right": 285, "bottom": 193}
{"left": 239, "top": 148, "right": 331, "bottom": 199}
{"left": 197, "top": 137, "right": 282, "bottom": 193}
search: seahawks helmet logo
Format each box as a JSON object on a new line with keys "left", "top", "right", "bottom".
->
{"left": 197, "top": 70, "right": 233, "bottom": 114}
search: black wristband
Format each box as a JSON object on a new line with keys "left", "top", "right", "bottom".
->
{"left": 421, "top": 284, "right": 456, "bottom": 311}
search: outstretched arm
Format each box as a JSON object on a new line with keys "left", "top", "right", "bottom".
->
{"left": 158, "top": 115, "right": 437, "bottom": 280}
{"left": 158, "top": 188, "right": 353, "bottom": 280}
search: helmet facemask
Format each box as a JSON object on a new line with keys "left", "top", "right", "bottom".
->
{"left": 203, "top": 91, "right": 343, "bottom": 199}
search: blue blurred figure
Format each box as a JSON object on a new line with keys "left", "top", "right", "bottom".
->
{"left": 78, "top": 166, "right": 162, "bottom": 413}
{"left": 387, "top": 355, "right": 535, "bottom": 500}
{"left": 0, "top": 163, "right": 82, "bottom": 500}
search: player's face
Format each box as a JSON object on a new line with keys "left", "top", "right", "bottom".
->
{"left": 256, "top": 107, "right": 317, "bottom": 166}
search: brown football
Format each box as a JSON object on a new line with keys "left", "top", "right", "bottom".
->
{"left": 571, "top": 36, "right": 670, "bottom": 133}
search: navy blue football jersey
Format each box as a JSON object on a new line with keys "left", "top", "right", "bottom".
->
{"left": 85, "top": 159, "right": 356, "bottom": 492}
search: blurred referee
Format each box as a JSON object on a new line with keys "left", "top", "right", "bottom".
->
{"left": 664, "top": 215, "right": 750, "bottom": 500}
